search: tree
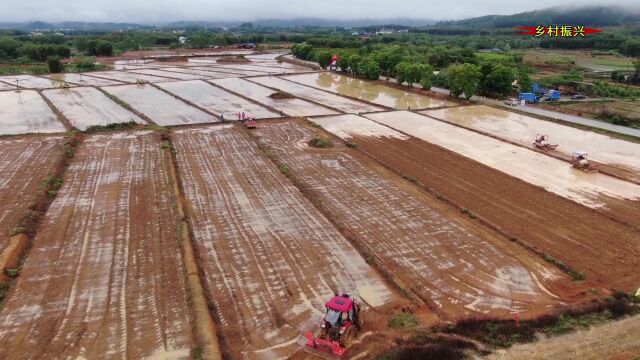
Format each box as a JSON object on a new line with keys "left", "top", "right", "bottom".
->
{"left": 0, "top": 36, "right": 20, "bottom": 59}
{"left": 447, "top": 63, "right": 481, "bottom": 100}
{"left": 621, "top": 39, "right": 640, "bottom": 58}
{"left": 188, "top": 32, "right": 212, "bottom": 49}
{"left": 361, "top": 57, "right": 380, "bottom": 80}
{"left": 483, "top": 64, "right": 516, "bottom": 97}
{"left": 417, "top": 64, "right": 434, "bottom": 90}
{"left": 95, "top": 40, "right": 113, "bottom": 56}
{"left": 314, "top": 50, "right": 333, "bottom": 69}
{"left": 395, "top": 62, "right": 409, "bottom": 84}
{"left": 47, "top": 56, "right": 63, "bottom": 73}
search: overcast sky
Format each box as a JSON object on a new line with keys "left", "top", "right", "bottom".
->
{"left": 1, "top": 0, "right": 638, "bottom": 23}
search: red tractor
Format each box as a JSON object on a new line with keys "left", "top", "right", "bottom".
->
{"left": 304, "top": 294, "right": 362, "bottom": 359}
{"left": 244, "top": 117, "right": 257, "bottom": 129}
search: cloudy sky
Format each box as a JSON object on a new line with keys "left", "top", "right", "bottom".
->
{"left": 1, "top": 0, "right": 638, "bottom": 23}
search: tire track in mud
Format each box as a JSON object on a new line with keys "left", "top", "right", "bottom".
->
{"left": 0, "top": 131, "right": 195, "bottom": 359}
{"left": 316, "top": 120, "right": 640, "bottom": 292}
{"left": 250, "top": 119, "right": 578, "bottom": 321}
{"left": 170, "top": 124, "right": 397, "bottom": 360}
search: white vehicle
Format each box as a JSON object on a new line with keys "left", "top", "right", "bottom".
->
{"left": 504, "top": 98, "right": 518, "bottom": 106}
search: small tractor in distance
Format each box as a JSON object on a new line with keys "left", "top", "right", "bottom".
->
{"left": 533, "top": 134, "right": 558, "bottom": 151}
{"left": 571, "top": 151, "right": 598, "bottom": 173}
{"left": 244, "top": 117, "right": 257, "bottom": 129}
{"left": 304, "top": 294, "right": 362, "bottom": 359}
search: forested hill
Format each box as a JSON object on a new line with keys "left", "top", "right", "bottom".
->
{"left": 436, "top": 5, "right": 640, "bottom": 28}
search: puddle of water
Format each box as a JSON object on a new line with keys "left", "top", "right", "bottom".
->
{"left": 285, "top": 72, "right": 457, "bottom": 110}
{"left": 87, "top": 71, "right": 175, "bottom": 83}
{"left": 250, "top": 76, "right": 383, "bottom": 113}
{"left": 423, "top": 105, "right": 640, "bottom": 175}
{"left": 210, "top": 78, "right": 337, "bottom": 117}
{"left": 42, "top": 87, "right": 145, "bottom": 131}
{"left": 0, "top": 75, "right": 68, "bottom": 89}
{"left": 158, "top": 80, "right": 279, "bottom": 119}
{"left": 102, "top": 84, "right": 215, "bottom": 126}
{"left": 364, "top": 111, "right": 640, "bottom": 208}
{"left": 44, "top": 73, "right": 123, "bottom": 87}
{"left": 310, "top": 114, "right": 408, "bottom": 140}
{"left": 0, "top": 90, "right": 66, "bottom": 134}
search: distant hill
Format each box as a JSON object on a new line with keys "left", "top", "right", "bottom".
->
{"left": 436, "top": 5, "right": 640, "bottom": 28}
{"left": 0, "top": 21, "right": 153, "bottom": 31}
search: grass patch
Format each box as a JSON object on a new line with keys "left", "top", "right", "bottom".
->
{"left": 308, "top": 136, "right": 334, "bottom": 149}
{"left": 440, "top": 293, "right": 638, "bottom": 348}
{"left": 268, "top": 90, "right": 295, "bottom": 99}
{"left": 346, "top": 142, "right": 358, "bottom": 148}
{"left": 543, "top": 254, "right": 585, "bottom": 281}
{"left": 85, "top": 122, "right": 137, "bottom": 133}
{"left": 9, "top": 227, "right": 27, "bottom": 236}
{"left": 389, "top": 312, "right": 419, "bottom": 329}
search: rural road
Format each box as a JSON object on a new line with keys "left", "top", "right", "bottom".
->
{"left": 378, "top": 76, "right": 640, "bottom": 139}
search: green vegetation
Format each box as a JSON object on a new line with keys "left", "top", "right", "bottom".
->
{"left": 84, "top": 121, "right": 138, "bottom": 133}
{"left": 388, "top": 312, "right": 419, "bottom": 329}
{"left": 308, "top": 136, "right": 333, "bottom": 148}
{"left": 47, "top": 55, "right": 62, "bottom": 73}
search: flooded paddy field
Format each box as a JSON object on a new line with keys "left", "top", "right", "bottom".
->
{"left": 285, "top": 72, "right": 458, "bottom": 109}
{"left": 364, "top": 111, "right": 640, "bottom": 215}
{"left": 0, "top": 136, "right": 63, "bottom": 255}
{"left": 311, "top": 113, "right": 640, "bottom": 290}
{"left": 423, "top": 105, "right": 640, "bottom": 181}
{"left": 102, "top": 84, "right": 215, "bottom": 126}
{"left": 248, "top": 76, "right": 383, "bottom": 113}
{"left": 0, "top": 75, "right": 70, "bottom": 89}
{"left": 171, "top": 125, "right": 397, "bottom": 359}
{"left": 126, "top": 69, "right": 203, "bottom": 80}
{"left": 0, "top": 131, "right": 195, "bottom": 359}
{"left": 89, "top": 71, "right": 177, "bottom": 84}
{"left": 43, "top": 73, "right": 124, "bottom": 87}
{"left": 0, "top": 90, "right": 66, "bottom": 134}
{"left": 42, "top": 87, "right": 146, "bottom": 130}
{"left": 158, "top": 80, "right": 279, "bottom": 119}
{"left": 253, "top": 119, "right": 574, "bottom": 320}
{"left": 211, "top": 78, "right": 337, "bottom": 117}
{"left": 190, "top": 66, "right": 266, "bottom": 76}
{"left": 0, "top": 82, "right": 16, "bottom": 91}
{"left": 157, "top": 67, "right": 242, "bottom": 78}
{"left": 212, "top": 63, "right": 305, "bottom": 74}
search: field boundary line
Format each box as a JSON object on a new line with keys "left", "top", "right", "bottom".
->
{"left": 163, "top": 131, "right": 223, "bottom": 360}
{"left": 149, "top": 82, "right": 223, "bottom": 122}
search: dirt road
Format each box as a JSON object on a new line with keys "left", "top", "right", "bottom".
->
{"left": 252, "top": 119, "right": 577, "bottom": 321}
{"left": 0, "top": 131, "right": 195, "bottom": 359}
{"left": 311, "top": 114, "right": 640, "bottom": 292}
{"left": 488, "top": 315, "right": 640, "bottom": 360}
{"left": 171, "top": 125, "right": 396, "bottom": 359}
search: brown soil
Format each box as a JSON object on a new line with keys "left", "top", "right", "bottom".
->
{"left": 252, "top": 119, "right": 584, "bottom": 322}
{"left": 0, "top": 131, "right": 195, "bottom": 358}
{"left": 170, "top": 125, "right": 401, "bottom": 359}
{"left": 0, "top": 135, "right": 64, "bottom": 254}
{"left": 216, "top": 56, "right": 251, "bottom": 64}
{"left": 344, "top": 132, "right": 640, "bottom": 292}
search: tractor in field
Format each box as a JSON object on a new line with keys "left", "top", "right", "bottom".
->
{"left": 304, "top": 294, "right": 362, "bottom": 359}
{"left": 571, "top": 151, "right": 598, "bottom": 173}
{"left": 533, "top": 134, "right": 558, "bottom": 151}
{"left": 244, "top": 117, "right": 257, "bottom": 129}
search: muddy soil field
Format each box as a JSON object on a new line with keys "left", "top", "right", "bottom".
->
{"left": 0, "top": 90, "right": 66, "bottom": 135}
{"left": 44, "top": 73, "right": 125, "bottom": 87}
{"left": 103, "top": 84, "right": 214, "bottom": 126}
{"left": 158, "top": 80, "right": 278, "bottom": 119}
{"left": 43, "top": 87, "right": 146, "bottom": 130}
{"left": 127, "top": 69, "right": 204, "bottom": 80}
{"left": 0, "top": 75, "right": 68, "bottom": 89}
{"left": 365, "top": 111, "right": 640, "bottom": 229}
{"left": 0, "top": 131, "right": 195, "bottom": 359}
{"left": 252, "top": 119, "right": 577, "bottom": 321}
{"left": 171, "top": 125, "right": 396, "bottom": 359}
{"left": 423, "top": 105, "right": 640, "bottom": 181}
{"left": 311, "top": 114, "right": 640, "bottom": 291}
{"left": 0, "top": 136, "right": 63, "bottom": 253}
{"left": 88, "top": 71, "right": 176, "bottom": 84}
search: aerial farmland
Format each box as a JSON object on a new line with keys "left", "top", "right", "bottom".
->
{"left": 0, "top": 48, "right": 639, "bottom": 360}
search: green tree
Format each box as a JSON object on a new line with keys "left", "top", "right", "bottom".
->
{"left": 47, "top": 55, "right": 63, "bottom": 73}
{"left": 417, "top": 64, "right": 434, "bottom": 90}
{"left": 621, "top": 39, "right": 640, "bottom": 58}
{"left": 483, "top": 64, "right": 516, "bottom": 97}
{"left": 0, "top": 36, "right": 20, "bottom": 59}
{"left": 361, "top": 57, "right": 380, "bottom": 80}
{"left": 447, "top": 63, "right": 481, "bottom": 100}
{"left": 189, "top": 32, "right": 212, "bottom": 49}
{"left": 314, "top": 50, "right": 333, "bottom": 69}
{"left": 395, "top": 62, "right": 409, "bottom": 84}
{"left": 95, "top": 40, "right": 113, "bottom": 56}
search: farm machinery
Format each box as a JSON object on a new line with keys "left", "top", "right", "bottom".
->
{"left": 533, "top": 134, "right": 558, "bottom": 151}
{"left": 304, "top": 294, "right": 362, "bottom": 359}
{"left": 571, "top": 151, "right": 599, "bottom": 173}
